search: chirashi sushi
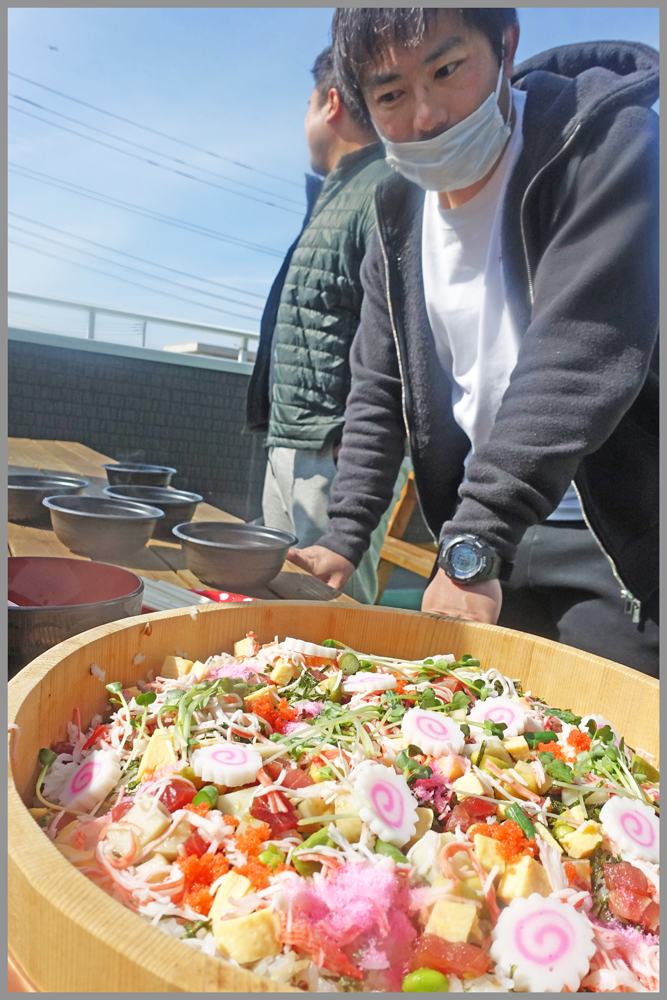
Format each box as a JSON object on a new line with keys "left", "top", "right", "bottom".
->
{"left": 29, "top": 633, "right": 659, "bottom": 992}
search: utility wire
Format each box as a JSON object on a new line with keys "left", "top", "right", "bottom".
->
{"left": 9, "top": 224, "right": 264, "bottom": 311}
{"left": 9, "top": 104, "right": 303, "bottom": 216}
{"left": 8, "top": 70, "right": 303, "bottom": 189}
{"left": 8, "top": 212, "right": 268, "bottom": 300}
{"left": 9, "top": 238, "right": 261, "bottom": 324}
{"left": 9, "top": 163, "right": 285, "bottom": 257}
{"left": 9, "top": 93, "right": 305, "bottom": 208}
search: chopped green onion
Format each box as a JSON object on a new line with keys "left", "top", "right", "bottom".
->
{"left": 505, "top": 803, "right": 537, "bottom": 839}
{"left": 338, "top": 652, "right": 360, "bottom": 675}
{"left": 524, "top": 731, "right": 559, "bottom": 748}
{"left": 192, "top": 785, "right": 219, "bottom": 809}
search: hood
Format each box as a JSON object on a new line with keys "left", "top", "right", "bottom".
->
{"left": 511, "top": 40, "right": 658, "bottom": 162}
{"left": 513, "top": 40, "right": 658, "bottom": 102}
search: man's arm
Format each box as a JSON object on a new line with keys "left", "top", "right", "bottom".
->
{"left": 442, "top": 104, "right": 659, "bottom": 562}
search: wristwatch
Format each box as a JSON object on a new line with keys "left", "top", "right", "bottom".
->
{"left": 437, "top": 534, "right": 512, "bottom": 585}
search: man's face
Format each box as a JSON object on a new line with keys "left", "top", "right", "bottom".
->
{"left": 360, "top": 10, "right": 510, "bottom": 144}
{"left": 304, "top": 87, "right": 331, "bottom": 176}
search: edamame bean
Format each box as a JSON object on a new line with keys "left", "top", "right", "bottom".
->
{"left": 402, "top": 968, "right": 449, "bottom": 992}
{"left": 375, "top": 839, "right": 406, "bottom": 864}
{"left": 258, "top": 847, "right": 286, "bottom": 870}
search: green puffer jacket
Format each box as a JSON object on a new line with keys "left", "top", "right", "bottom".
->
{"left": 245, "top": 142, "right": 392, "bottom": 449}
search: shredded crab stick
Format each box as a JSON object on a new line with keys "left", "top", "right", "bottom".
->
{"left": 483, "top": 758, "right": 545, "bottom": 805}
{"left": 490, "top": 894, "right": 596, "bottom": 992}
{"left": 599, "top": 796, "right": 660, "bottom": 863}
{"left": 401, "top": 708, "right": 466, "bottom": 755}
{"left": 467, "top": 696, "right": 528, "bottom": 737}
{"left": 439, "top": 840, "right": 501, "bottom": 926}
{"left": 28, "top": 632, "right": 659, "bottom": 993}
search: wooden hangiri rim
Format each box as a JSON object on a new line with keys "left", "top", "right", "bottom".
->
{"left": 8, "top": 601, "right": 659, "bottom": 993}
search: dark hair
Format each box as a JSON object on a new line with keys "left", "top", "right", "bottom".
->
{"left": 311, "top": 47, "right": 337, "bottom": 104}
{"left": 332, "top": 8, "right": 518, "bottom": 127}
{"left": 311, "top": 44, "right": 374, "bottom": 129}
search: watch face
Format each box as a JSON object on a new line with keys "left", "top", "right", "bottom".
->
{"left": 448, "top": 542, "right": 484, "bottom": 581}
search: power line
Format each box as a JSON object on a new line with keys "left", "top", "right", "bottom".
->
{"left": 8, "top": 224, "right": 264, "bottom": 311}
{"left": 9, "top": 93, "right": 305, "bottom": 208}
{"left": 9, "top": 104, "right": 303, "bottom": 216}
{"left": 9, "top": 238, "right": 261, "bottom": 324}
{"left": 8, "top": 212, "right": 267, "bottom": 300}
{"left": 8, "top": 70, "right": 303, "bottom": 189}
{"left": 9, "top": 163, "right": 285, "bottom": 257}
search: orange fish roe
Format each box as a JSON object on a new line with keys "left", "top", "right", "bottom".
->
{"left": 235, "top": 821, "right": 271, "bottom": 858}
{"left": 564, "top": 861, "right": 579, "bottom": 887}
{"left": 471, "top": 820, "right": 537, "bottom": 863}
{"left": 185, "top": 801, "right": 211, "bottom": 817}
{"left": 232, "top": 821, "right": 289, "bottom": 890}
{"left": 251, "top": 693, "right": 298, "bottom": 734}
{"left": 222, "top": 814, "right": 239, "bottom": 829}
{"left": 175, "top": 852, "right": 230, "bottom": 916}
{"left": 235, "top": 856, "right": 291, "bottom": 891}
{"left": 395, "top": 678, "right": 408, "bottom": 694}
{"left": 537, "top": 741, "right": 566, "bottom": 759}
{"left": 566, "top": 729, "right": 592, "bottom": 754}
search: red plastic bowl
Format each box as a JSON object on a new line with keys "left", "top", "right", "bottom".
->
{"left": 8, "top": 557, "right": 144, "bottom": 678}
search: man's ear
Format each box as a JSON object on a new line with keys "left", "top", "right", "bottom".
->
{"left": 325, "top": 87, "right": 344, "bottom": 122}
{"left": 502, "top": 22, "right": 520, "bottom": 77}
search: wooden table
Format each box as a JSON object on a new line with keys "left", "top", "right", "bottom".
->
{"left": 8, "top": 438, "right": 356, "bottom": 605}
{"left": 8, "top": 439, "right": 355, "bottom": 993}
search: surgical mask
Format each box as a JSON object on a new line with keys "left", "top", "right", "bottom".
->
{"left": 377, "top": 64, "right": 513, "bottom": 192}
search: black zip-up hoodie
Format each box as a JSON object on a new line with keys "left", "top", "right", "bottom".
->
{"left": 317, "top": 42, "right": 659, "bottom": 616}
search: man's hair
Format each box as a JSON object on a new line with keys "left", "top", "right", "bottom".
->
{"left": 311, "top": 47, "right": 337, "bottom": 104}
{"left": 332, "top": 8, "right": 518, "bottom": 128}
{"left": 311, "top": 45, "right": 372, "bottom": 130}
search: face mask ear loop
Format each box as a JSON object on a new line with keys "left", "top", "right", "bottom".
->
{"left": 505, "top": 74, "right": 513, "bottom": 127}
{"left": 496, "top": 44, "right": 512, "bottom": 127}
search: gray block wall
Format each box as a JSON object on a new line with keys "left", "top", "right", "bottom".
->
{"left": 9, "top": 338, "right": 267, "bottom": 521}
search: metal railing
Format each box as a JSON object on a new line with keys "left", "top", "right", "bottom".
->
{"left": 8, "top": 290, "right": 260, "bottom": 363}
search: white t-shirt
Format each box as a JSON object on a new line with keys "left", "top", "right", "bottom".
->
{"left": 422, "top": 88, "right": 581, "bottom": 521}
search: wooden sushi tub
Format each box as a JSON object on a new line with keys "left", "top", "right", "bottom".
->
{"left": 8, "top": 601, "right": 659, "bottom": 993}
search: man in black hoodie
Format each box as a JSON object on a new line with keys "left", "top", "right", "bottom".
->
{"left": 287, "top": 8, "right": 658, "bottom": 675}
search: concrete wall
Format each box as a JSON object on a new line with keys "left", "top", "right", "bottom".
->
{"left": 9, "top": 330, "right": 267, "bottom": 521}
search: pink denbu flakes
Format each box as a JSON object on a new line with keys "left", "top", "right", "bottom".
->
{"left": 206, "top": 660, "right": 261, "bottom": 683}
{"left": 294, "top": 700, "right": 325, "bottom": 718}
{"left": 282, "top": 860, "right": 416, "bottom": 985}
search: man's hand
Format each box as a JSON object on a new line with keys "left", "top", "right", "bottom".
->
{"left": 421, "top": 568, "right": 502, "bottom": 624}
{"left": 286, "top": 545, "right": 355, "bottom": 591}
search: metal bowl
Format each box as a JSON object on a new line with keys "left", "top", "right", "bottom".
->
{"left": 172, "top": 521, "right": 297, "bottom": 591}
{"left": 103, "top": 462, "right": 177, "bottom": 487}
{"left": 8, "top": 557, "right": 144, "bottom": 677}
{"left": 102, "top": 485, "right": 203, "bottom": 541}
{"left": 43, "top": 495, "right": 165, "bottom": 560}
{"left": 8, "top": 474, "right": 90, "bottom": 528}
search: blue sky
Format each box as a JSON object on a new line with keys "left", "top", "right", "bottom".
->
{"left": 8, "top": 7, "right": 660, "bottom": 349}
